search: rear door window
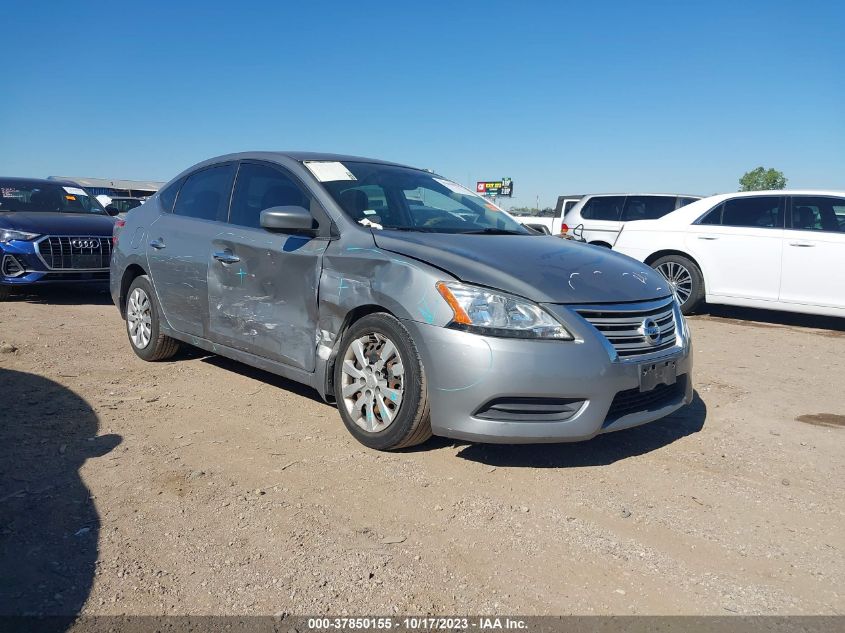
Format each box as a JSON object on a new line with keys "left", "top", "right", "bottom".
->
{"left": 677, "top": 197, "right": 700, "bottom": 208}
{"left": 697, "top": 204, "right": 723, "bottom": 225}
{"left": 172, "top": 164, "right": 236, "bottom": 222}
{"left": 621, "top": 196, "right": 677, "bottom": 221}
{"left": 158, "top": 178, "right": 184, "bottom": 213}
{"left": 580, "top": 196, "right": 625, "bottom": 221}
{"left": 721, "top": 196, "right": 784, "bottom": 228}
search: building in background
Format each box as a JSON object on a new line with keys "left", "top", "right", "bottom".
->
{"left": 47, "top": 176, "right": 164, "bottom": 198}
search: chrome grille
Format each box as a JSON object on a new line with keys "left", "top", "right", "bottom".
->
{"left": 36, "top": 236, "right": 112, "bottom": 270}
{"left": 575, "top": 297, "right": 678, "bottom": 359}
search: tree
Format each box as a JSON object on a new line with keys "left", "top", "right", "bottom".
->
{"left": 738, "top": 167, "right": 787, "bottom": 191}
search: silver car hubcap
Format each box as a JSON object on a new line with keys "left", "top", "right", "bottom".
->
{"left": 340, "top": 332, "right": 405, "bottom": 433}
{"left": 656, "top": 261, "right": 693, "bottom": 304}
{"left": 127, "top": 287, "right": 153, "bottom": 349}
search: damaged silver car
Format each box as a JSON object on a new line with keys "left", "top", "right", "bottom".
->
{"left": 111, "top": 152, "right": 693, "bottom": 450}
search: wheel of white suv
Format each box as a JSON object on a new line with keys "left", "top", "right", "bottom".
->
{"left": 125, "top": 275, "right": 180, "bottom": 361}
{"left": 333, "top": 313, "right": 432, "bottom": 450}
{"left": 651, "top": 254, "right": 705, "bottom": 315}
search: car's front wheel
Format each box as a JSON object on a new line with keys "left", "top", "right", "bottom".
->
{"left": 651, "top": 254, "right": 705, "bottom": 315}
{"left": 125, "top": 275, "right": 180, "bottom": 361}
{"left": 334, "top": 313, "right": 432, "bottom": 450}
{"left": 0, "top": 285, "right": 10, "bottom": 302}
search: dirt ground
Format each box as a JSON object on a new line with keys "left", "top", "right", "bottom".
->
{"left": 1, "top": 287, "right": 843, "bottom": 617}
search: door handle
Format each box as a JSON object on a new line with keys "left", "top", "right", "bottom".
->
{"left": 213, "top": 251, "right": 241, "bottom": 264}
{"left": 149, "top": 238, "right": 166, "bottom": 249}
{"left": 697, "top": 236, "right": 719, "bottom": 241}
{"left": 788, "top": 242, "right": 815, "bottom": 248}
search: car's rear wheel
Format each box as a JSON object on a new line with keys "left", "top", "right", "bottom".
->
{"left": 334, "top": 313, "right": 432, "bottom": 450}
{"left": 651, "top": 254, "right": 704, "bottom": 315}
{"left": 125, "top": 275, "right": 180, "bottom": 361}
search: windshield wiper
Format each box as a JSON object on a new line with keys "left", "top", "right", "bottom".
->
{"left": 459, "top": 228, "right": 527, "bottom": 235}
{"left": 385, "top": 226, "right": 439, "bottom": 232}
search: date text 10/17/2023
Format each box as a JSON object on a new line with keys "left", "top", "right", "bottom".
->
{"left": 306, "top": 617, "right": 528, "bottom": 631}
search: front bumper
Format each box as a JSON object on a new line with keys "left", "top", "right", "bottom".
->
{"left": 1, "top": 240, "right": 110, "bottom": 287}
{"left": 404, "top": 307, "right": 693, "bottom": 443}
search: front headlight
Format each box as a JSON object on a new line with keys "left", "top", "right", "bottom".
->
{"left": 0, "top": 229, "right": 39, "bottom": 243}
{"left": 436, "top": 281, "right": 573, "bottom": 340}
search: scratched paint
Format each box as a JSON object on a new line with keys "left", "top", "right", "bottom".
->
{"left": 417, "top": 296, "right": 435, "bottom": 324}
{"left": 434, "top": 338, "right": 494, "bottom": 392}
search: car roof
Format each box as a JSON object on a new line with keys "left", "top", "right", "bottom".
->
{"left": 706, "top": 189, "right": 845, "bottom": 198}
{"left": 582, "top": 192, "right": 702, "bottom": 198}
{"left": 0, "top": 176, "right": 80, "bottom": 187}
{"left": 193, "top": 151, "right": 420, "bottom": 171}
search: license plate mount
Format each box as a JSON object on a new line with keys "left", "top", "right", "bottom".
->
{"left": 639, "top": 359, "right": 677, "bottom": 393}
{"left": 72, "top": 254, "right": 101, "bottom": 269}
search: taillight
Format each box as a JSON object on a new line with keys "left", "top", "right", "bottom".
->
{"left": 560, "top": 223, "right": 569, "bottom": 234}
{"left": 113, "top": 219, "right": 126, "bottom": 245}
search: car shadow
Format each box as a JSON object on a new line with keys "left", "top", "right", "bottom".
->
{"left": 446, "top": 391, "right": 706, "bottom": 468}
{"left": 696, "top": 304, "right": 845, "bottom": 333}
{"left": 0, "top": 368, "right": 121, "bottom": 620}
{"left": 198, "top": 354, "right": 328, "bottom": 404}
{"left": 5, "top": 285, "right": 113, "bottom": 306}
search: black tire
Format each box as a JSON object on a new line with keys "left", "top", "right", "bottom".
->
{"left": 0, "top": 285, "right": 10, "bottom": 301}
{"left": 650, "top": 254, "right": 705, "bottom": 315}
{"left": 333, "top": 313, "right": 432, "bottom": 451}
{"left": 125, "top": 275, "right": 180, "bottom": 361}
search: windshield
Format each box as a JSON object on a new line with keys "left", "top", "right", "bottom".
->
{"left": 0, "top": 181, "right": 107, "bottom": 214}
{"left": 312, "top": 161, "right": 529, "bottom": 234}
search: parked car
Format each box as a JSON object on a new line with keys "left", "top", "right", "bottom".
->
{"left": 612, "top": 190, "right": 845, "bottom": 317}
{"left": 563, "top": 193, "right": 701, "bottom": 247}
{"left": 111, "top": 152, "right": 692, "bottom": 450}
{"left": 513, "top": 195, "right": 583, "bottom": 235}
{"left": 0, "top": 178, "right": 117, "bottom": 300}
{"left": 105, "top": 196, "right": 145, "bottom": 218}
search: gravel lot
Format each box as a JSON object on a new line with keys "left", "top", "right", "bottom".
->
{"left": 1, "top": 288, "right": 843, "bottom": 616}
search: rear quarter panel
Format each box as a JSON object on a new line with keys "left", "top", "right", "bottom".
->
{"left": 110, "top": 200, "right": 157, "bottom": 312}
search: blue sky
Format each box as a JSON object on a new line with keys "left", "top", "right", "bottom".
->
{"left": 1, "top": 0, "right": 843, "bottom": 207}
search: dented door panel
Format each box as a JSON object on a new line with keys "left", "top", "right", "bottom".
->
{"left": 207, "top": 228, "right": 328, "bottom": 372}
{"left": 146, "top": 214, "right": 222, "bottom": 337}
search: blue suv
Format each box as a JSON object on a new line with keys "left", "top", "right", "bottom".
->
{"left": 0, "top": 178, "right": 117, "bottom": 300}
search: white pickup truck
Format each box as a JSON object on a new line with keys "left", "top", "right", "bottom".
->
{"left": 512, "top": 195, "right": 583, "bottom": 235}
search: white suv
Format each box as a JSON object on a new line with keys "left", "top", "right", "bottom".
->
{"left": 563, "top": 193, "right": 701, "bottom": 246}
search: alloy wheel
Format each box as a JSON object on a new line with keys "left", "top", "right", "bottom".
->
{"left": 340, "top": 332, "right": 405, "bottom": 433}
{"left": 127, "top": 287, "right": 153, "bottom": 349}
{"left": 656, "top": 261, "right": 693, "bottom": 304}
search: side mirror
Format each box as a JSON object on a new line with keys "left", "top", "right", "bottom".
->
{"left": 260, "top": 205, "right": 316, "bottom": 234}
{"left": 105, "top": 205, "right": 120, "bottom": 216}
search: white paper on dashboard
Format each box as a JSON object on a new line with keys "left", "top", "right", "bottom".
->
{"left": 304, "top": 161, "right": 357, "bottom": 182}
{"left": 63, "top": 186, "right": 88, "bottom": 196}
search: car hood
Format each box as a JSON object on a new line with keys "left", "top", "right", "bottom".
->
{"left": 373, "top": 232, "right": 671, "bottom": 304}
{"left": 0, "top": 212, "right": 115, "bottom": 236}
